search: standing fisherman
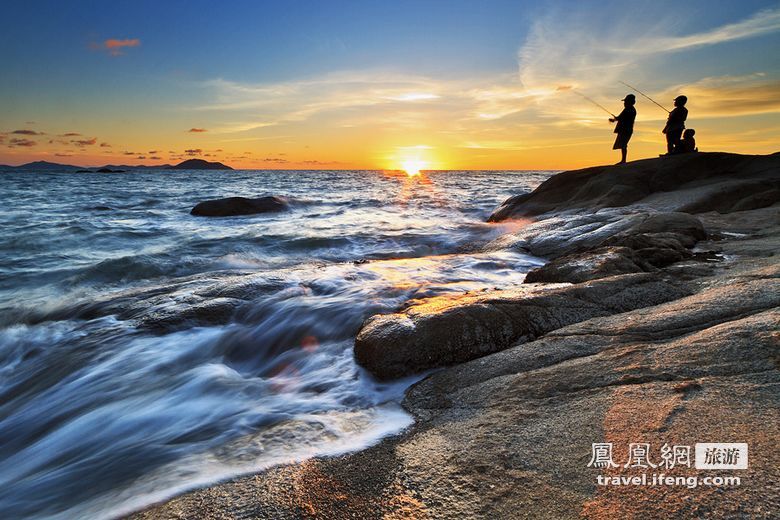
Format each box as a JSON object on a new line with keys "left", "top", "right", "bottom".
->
{"left": 663, "top": 95, "right": 688, "bottom": 154}
{"left": 609, "top": 94, "right": 636, "bottom": 164}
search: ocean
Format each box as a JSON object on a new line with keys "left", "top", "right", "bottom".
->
{"left": 0, "top": 168, "right": 551, "bottom": 519}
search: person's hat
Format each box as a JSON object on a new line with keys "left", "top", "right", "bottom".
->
{"left": 622, "top": 94, "right": 636, "bottom": 102}
{"left": 674, "top": 95, "right": 687, "bottom": 103}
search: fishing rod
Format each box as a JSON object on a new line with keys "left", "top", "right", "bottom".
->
{"left": 619, "top": 81, "right": 670, "bottom": 113}
{"left": 566, "top": 88, "right": 616, "bottom": 118}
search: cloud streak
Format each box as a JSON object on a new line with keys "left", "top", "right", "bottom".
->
{"left": 72, "top": 137, "right": 97, "bottom": 146}
{"left": 92, "top": 38, "right": 141, "bottom": 56}
{"left": 649, "top": 8, "right": 780, "bottom": 53}
{"left": 9, "top": 138, "right": 36, "bottom": 147}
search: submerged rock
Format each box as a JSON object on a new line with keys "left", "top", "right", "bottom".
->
{"left": 190, "top": 196, "right": 289, "bottom": 217}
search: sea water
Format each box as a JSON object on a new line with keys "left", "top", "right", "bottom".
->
{"left": 0, "top": 168, "right": 550, "bottom": 519}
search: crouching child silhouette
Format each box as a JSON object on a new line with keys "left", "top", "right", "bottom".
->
{"left": 673, "top": 128, "right": 697, "bottom": 154}
{"left": 610, "top": 93, "right": 636, "bottom": 164}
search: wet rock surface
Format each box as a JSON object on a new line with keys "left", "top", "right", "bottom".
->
{"left": 523, "top": 212, "right": 707, "bottom": 283}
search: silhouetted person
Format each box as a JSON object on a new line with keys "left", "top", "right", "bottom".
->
{"left": 663, "top": 95, "right": 688, "bottom": 154}
{"left": 673, "top": 128, "right": 697, "bottom": 154}
{"left": 610, "top": 94, "right": 636, "bottom": 164}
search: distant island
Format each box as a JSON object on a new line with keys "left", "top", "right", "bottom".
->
{"left": 0, "top": 158, "right": 233, "bottom": 172}
{"left": 167, "top": 158, "right": 232, "bottom": 170}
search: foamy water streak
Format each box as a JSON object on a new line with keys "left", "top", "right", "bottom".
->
{"left": 0, "top": 169, "right": 551, "bottom": 519}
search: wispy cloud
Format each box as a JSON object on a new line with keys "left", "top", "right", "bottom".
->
{"left": 11, "top": 129, "right": 43, "bottom": 135}
{"left": 188, "top": 128, "right": 207, "bottom": 133}
{"left": 191, "top": 70, "right": 549, "bottom": 142}
{"left": 71, "top": 137, "right": 97, "bottom": 146}
{"left": 9, "top": 138, "right": 36, "bottom": 147}
{"left": 194, "top": 71, "right": 458, "bottom": 133}
{"left": 649, "top": 8, "right": 780, "bottom": 53}
{"left": 92, "top": 38, "right": 141, "bottom": 56}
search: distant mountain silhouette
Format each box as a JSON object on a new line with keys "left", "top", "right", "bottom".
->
{"left": 0, "top": 159, "right": 232, "bottom": 171}
{"left": 168, "top": 158, "right": 233, "bottom": 170}
{"left": 0, "top": 161, "right": 172, "bottom": 171}
{"left": 0, "top": 160, "right": 83, "bottom": 171}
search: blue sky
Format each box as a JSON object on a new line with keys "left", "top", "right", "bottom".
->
{"left": 1, "top": 0, "right": 778, "bottom": 168}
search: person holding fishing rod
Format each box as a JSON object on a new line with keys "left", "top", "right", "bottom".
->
{"left": 564, "top": 87, "right": 637, "bottom": 164}
{"left": 663, "top": 95, "right": 688, "bottom": 154}
{"left": 609, "top": 93, "right": 636, "bottom": 164}
{"left": 620, "top": 82, "right": 690, "bottom": 154}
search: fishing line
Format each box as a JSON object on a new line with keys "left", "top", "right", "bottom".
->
{"left": 569, "top": 90, "right": 616, "bottom": 118}
{"left": 619, "top": 81, "right": 670, "bottom": 113}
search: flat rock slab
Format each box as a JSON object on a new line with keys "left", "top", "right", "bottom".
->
{"left": 191, "top": 196, "right": 288, "bottom": 217}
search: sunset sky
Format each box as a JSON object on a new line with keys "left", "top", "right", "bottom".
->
{"left": 1, "top": 0, "right": 779, "bottom": 170}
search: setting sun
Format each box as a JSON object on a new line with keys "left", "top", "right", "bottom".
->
{"left": 401, "top": 159, "right": 427, "bottom": 176}
{"left": 393, "top": 145, "right": 437, "bottom": 176}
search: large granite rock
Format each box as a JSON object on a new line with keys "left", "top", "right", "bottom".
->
{"left": 354, "top": 273, "right": 690, "bottom": 380}
{"left": 488, "top": 152, "right": 780, "bottom": 221}
{"left": 191, "top": 196, "right": 288, "bottom": 217}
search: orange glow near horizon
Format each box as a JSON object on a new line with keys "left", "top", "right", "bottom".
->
{"left": 2, "top": 79, "right": 779, "bottom": 171}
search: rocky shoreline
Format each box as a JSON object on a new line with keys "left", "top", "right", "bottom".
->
{"left": 130, "top": 152, "right": 779, "bottom": 519}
